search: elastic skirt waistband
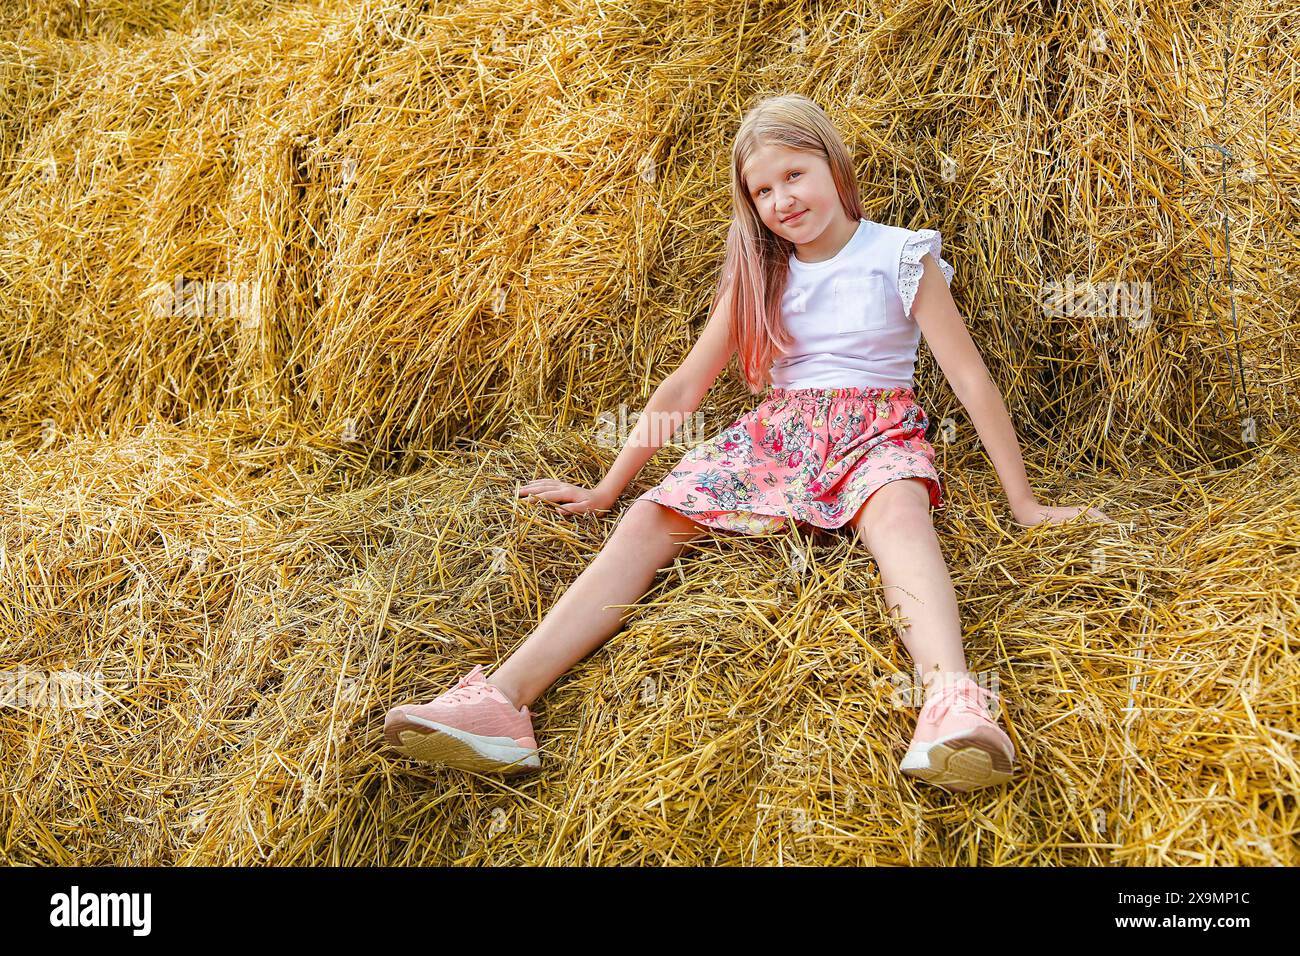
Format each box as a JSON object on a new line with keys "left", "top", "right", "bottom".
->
{"left": 765, "top": 385, "right": 915, "bottom": 401}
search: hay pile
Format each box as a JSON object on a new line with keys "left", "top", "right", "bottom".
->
{"left": 0, "top": 0, "right": 317, "bottom": 44}
{"left": 2, "top": 418, "right": 1296, "bottom": 864}
{"left": 0, "top": 0, "right": 1296, "bottom": 864}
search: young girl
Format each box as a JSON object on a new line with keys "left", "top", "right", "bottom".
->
{"left": 383, "top": 94, "right": 1112, "bottom": 793}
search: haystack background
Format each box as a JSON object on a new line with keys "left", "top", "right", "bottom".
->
{"left": 1, "top": 0, "right": 1296, "bottom": 864}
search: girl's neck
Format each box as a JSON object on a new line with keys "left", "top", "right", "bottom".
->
{"left": 791, "top": 215, "right": 861, "bottom": 265}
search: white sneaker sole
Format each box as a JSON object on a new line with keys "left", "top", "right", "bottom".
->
{"left": 394, "top": 714, "right": 541, "bottom": 774}
{"left": 901, "top": 730, "right": 1015, "bottom": 793}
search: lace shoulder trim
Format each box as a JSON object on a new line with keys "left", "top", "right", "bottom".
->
{"left": 898, "top": 228, "right": 955, "bottom": 319}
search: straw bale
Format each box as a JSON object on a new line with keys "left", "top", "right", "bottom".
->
{"left": 3, "top": 0, "right": 1296, "bottom": 460}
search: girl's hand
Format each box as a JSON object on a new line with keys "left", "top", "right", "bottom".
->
{"left": 1012, "top": 500, "right": 1117, "bottom": 528}
{"left": 515, "top": 479, "right": 616, "bottom": 515}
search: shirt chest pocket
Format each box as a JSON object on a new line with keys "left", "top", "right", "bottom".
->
{"left": 832, "top": 274, "right": 886, "bottom": 334}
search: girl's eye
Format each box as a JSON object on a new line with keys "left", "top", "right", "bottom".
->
{"left": 757, "top": 172, "right": 800, "bottom": 197}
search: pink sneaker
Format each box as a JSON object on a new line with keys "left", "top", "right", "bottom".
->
{"left": 384, "top": 664, "right": 541, "bottom": 775}
{"left": 899, "top": 676, "right": 1016, "bottom": 793}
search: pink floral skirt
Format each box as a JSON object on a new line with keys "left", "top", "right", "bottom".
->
{"left": 636, "top": 384, "right": 945, "bottom": 535}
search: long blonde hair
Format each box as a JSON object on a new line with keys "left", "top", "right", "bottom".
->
{"left": 716, "top": 94, "right": 865, "bottom": 394}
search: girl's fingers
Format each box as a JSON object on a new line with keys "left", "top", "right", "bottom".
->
{"left": 522, "top": 480, "right": 564, "bottom": 491}
{"left": 517, "top": 480, "right": 559, "bottom": 495}
{"left": 516, "top": 482, "right": 588, "bottom": 509}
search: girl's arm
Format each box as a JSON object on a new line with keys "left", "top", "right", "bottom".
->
{"left": 590, "top": 278, "right": 738, "bottom": 505}
{"left": 910, "top": 254, "right": 1114, "bottom": 528}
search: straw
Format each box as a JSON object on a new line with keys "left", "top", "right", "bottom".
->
{"left": 0, "top": 0, "right": 1296, "bottom": 865}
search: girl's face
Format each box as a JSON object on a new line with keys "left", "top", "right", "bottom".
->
{"left": 742, "top": 143, "right": 842, "bottom": 242}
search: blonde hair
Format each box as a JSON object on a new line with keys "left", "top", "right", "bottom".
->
{"left": 715, "top": 94, "right": 865, "bottom": 394}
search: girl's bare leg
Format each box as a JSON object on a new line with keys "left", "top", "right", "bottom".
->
{"left": 847, "top": 478, "right": 970, "bottom": 701}
{"left": 485, "top": 500, "right": 707, "bottom": 709}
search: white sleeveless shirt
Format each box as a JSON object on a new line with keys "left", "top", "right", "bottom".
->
{"left": 768, "top": 218, "right": 955, "bottom": 390}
